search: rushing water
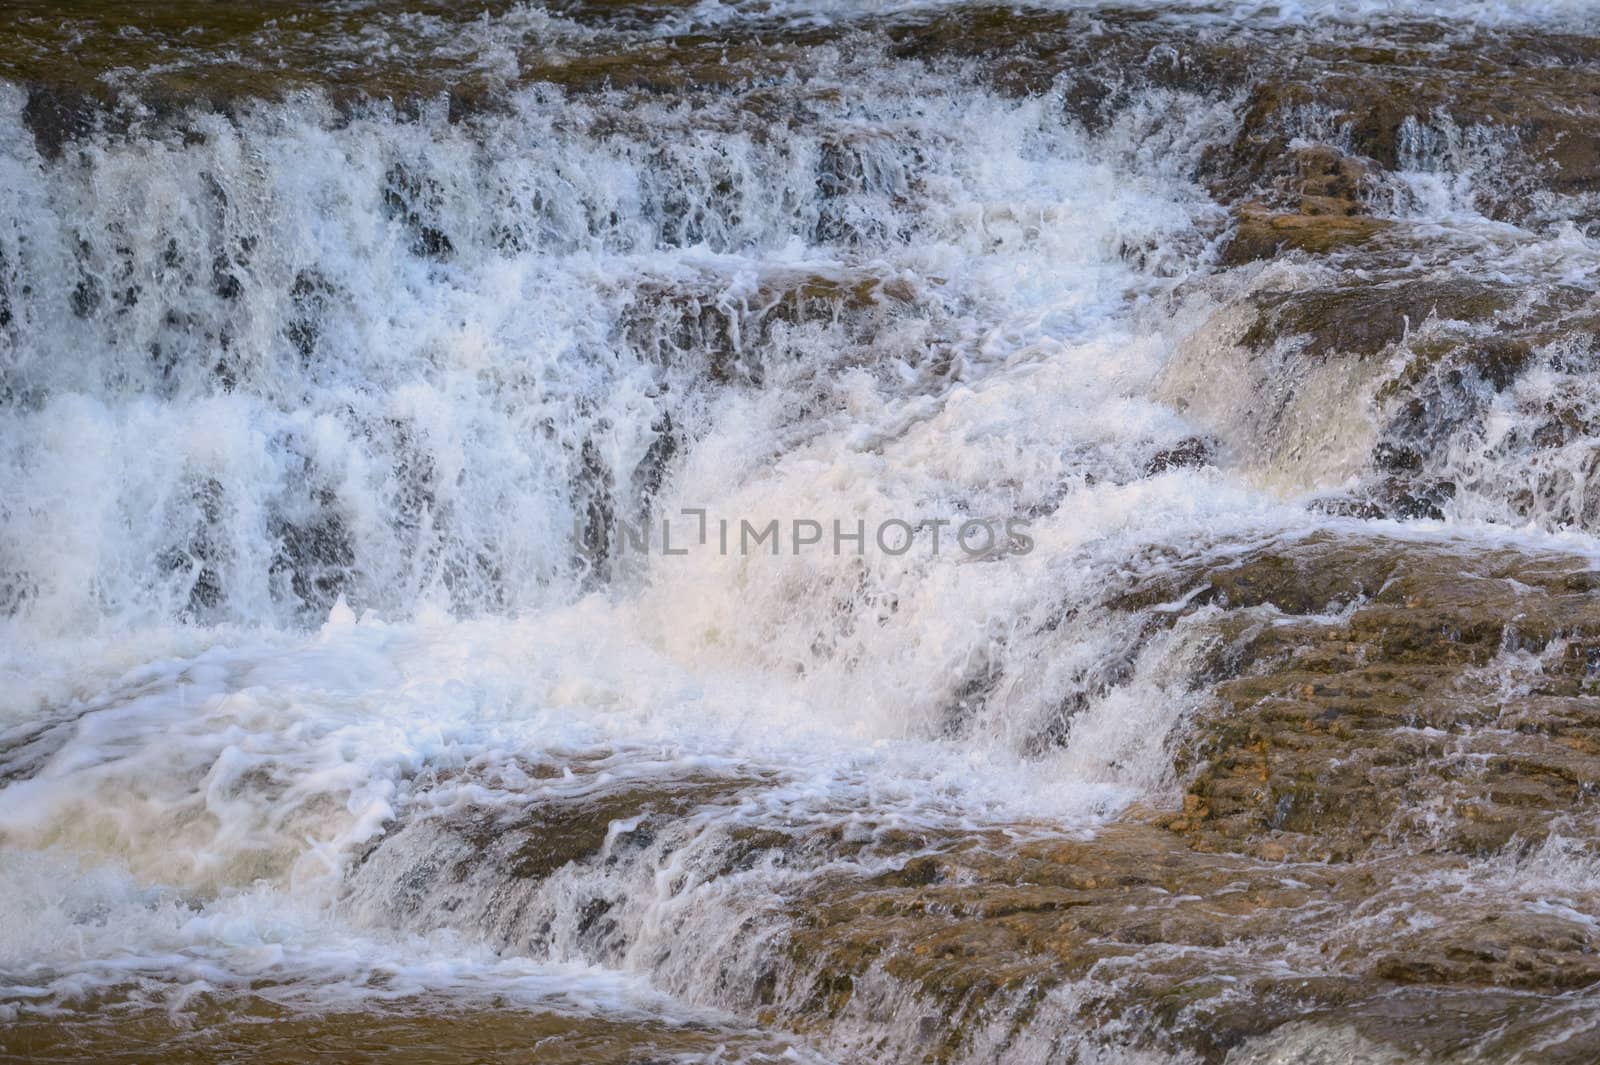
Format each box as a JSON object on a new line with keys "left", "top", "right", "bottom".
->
{"left": 4, "top": 2, "right": 1600, "bottom": 1062}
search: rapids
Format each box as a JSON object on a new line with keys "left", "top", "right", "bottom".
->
{"left": 4, "top": 2, "right": 1600, "bottom": 1062}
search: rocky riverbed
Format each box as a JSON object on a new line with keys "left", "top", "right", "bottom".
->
{"left": 4, "top": 2, "right": 1600, "bottom": 1063}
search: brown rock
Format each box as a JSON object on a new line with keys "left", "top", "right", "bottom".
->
{"left": 1221, "top": 204, "right": 1392, "bottom": 266}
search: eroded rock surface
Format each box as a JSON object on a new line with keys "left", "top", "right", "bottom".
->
{"left": 770, "top": 536, "right": 1600, "bottom": 1062}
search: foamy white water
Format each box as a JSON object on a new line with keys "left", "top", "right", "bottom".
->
{"left": 5, "top": 1, "right": 1600, "bottom": 1061}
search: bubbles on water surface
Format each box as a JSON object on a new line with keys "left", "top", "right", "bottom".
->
{"left": 5, "top": 1, "right": 1600, "bottom": 1061}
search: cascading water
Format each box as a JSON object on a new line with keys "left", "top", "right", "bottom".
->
{"left": 5, "top": 3, "right": 1600, "bottom": 1063}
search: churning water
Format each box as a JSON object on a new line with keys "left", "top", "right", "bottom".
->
{"left": 4, "top": 2, "right": 1600, "bottom": 1062}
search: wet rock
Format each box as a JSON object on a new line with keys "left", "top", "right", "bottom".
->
{"left": 325, "top": 529, "right": 1600, "bottom": 1061}
{"left": 476, "top": 778, "right": 744, "bottom": 883}
{"left": 1240, "top": 280, "right": 1509, "bottom": 360}
{"left": 883, "top": 9, "right": 1252, "bottom": 126}
{"left": 523, "top": 31, "right": 836, "bottom": 97}
{"left": 268, "top": 483, "right": 355, "bottom": 619}
{"left": 1294, "top": 145, "right": 1371, "bottom": 215}
{"left": 0, "top": 995, "right": 804, "bottom": 1064}
{"left": 762, "top": 537, "right": 1600, "bottom": 1060}
{"left": 1357, "top": 303, "right": 1599, "bottom": 523}
{"left": 285, "top": 270, "right": 334, "bottom": 362}
{"left": 621, "top": 268, "right": 918, "bottom": 384}
{"left": 20, "top": 82, "right": 98, "bottom": 161}
{"left": 1218, "top": 145, "right": 1391, "bottom": 264}
{"left": 1375, "top": 477, "right": 1455, "bottom": 520}
{"left": 571, "top": 435, "right": 615, "bottom": 582}
{"left": 1220, "top": 203, "right": 1392, "bottom": 265}
{"left": 1144, "top": 436, "right": 1215, "bottom": 476}
{"left": 780, "top": 820, "right": 1600, "bottom": 1063}
{"left": 1308, "top": 496, "right": 1389, "bottom": 520}
{"left": 630, "top": 410, "right": 679, "bottom": 508}
{"left": 383, "top": 164, "right": 454, "bottom": 262}
{"left": 343, "top": 770, "right": 766, "bottom": 962}
{"left": 1138, "top": 536, "right": 1600, "bottom": 863}
{"left": 1207, "top": 29, "right": 1600, "bottom": 225}
{"left": 0, "top": 246, "right": 12, "bottom": 331}
{"left": 164, "top": 476, "right": 231, "bottom": 619}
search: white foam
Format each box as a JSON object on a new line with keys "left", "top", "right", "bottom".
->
{"left": 655, "top": 0, "right": 1600, "bottom": 34}
{"left": 4, "top": 7, "right": 1600, "bottom": 1058}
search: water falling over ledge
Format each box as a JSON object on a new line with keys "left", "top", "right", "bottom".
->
{"left": 5, "top": 3, "right": 1600, "bottom": 1062}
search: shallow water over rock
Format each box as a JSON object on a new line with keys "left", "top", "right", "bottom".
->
{"left": 4, "top": 2, "right": 1600, "bottom": 1063}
